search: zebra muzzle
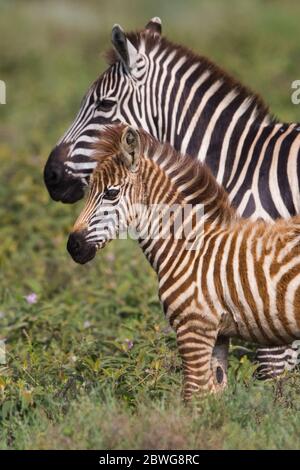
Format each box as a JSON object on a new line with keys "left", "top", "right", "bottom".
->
{"left": 67, "top": 230, "right": 96, "bottom": 264}
{"left": 44, "top": 144, "right": 85, "bottom": 203}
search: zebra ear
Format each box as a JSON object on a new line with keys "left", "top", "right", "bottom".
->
{"left": 120, "top": 126, "right": 140, "bottom": 172}
{"left": 145, "top": 17, "right": 162, "bottom": 35}
{"left": 111, "top": 24, "right": 138, "bottom": 71}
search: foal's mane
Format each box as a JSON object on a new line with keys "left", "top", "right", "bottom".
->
{"left": 93, "top": 124, "right": 236, "bottom": 222}
{"left": 106, "top": 30, "right": 276, "bottom": 123}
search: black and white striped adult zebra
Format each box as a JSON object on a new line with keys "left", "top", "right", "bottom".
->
{"left": 44, "top": 17, "right": 300, "bottom": 379}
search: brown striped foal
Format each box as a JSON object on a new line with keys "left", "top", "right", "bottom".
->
{"left": 67, "top": 124, "right": 300, "bottom": 401}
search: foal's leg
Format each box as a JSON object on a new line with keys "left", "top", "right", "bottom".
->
{"left": 176, "top": 324, "right": 219, "bottom": 401}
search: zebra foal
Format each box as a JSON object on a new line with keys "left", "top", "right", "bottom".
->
{"left": 67, "top": 124, "right": 300, "bottom": 400}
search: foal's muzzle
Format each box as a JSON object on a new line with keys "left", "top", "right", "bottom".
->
{"left": 67, "top": 230, "right": 96, "bottom": 264}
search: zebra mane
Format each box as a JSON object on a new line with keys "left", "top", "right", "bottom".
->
{"left": 106, "top": 30, "right": 275, "bottom": 123}
{"left": 93, "top": 124, "right": 236, "bottom": 223}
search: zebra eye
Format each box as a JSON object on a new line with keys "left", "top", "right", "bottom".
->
{"left": 95, "top": 99, "right": 116, "bottom": 111}
{"left": 104, "top": 188, "right": 120, "bottom": 200}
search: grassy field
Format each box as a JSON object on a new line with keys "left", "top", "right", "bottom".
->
{"left": 1, "top": 0, "right": 300, "bottom": 450}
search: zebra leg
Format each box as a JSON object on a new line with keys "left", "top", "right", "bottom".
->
{"left": 211, "top": 336, "right": 229, "bottom": 389}
{"left": 255, "top": 344, "right": 300, "bottom": 380}
{"left": 177, "top": 325, "right": 220, "bottom": 401}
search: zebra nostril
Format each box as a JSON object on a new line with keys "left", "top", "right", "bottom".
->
{"left": 48, "top": 167, "right": 62, "bottom": 185}
{"left": 67, "top": 231, "right": 96, "bottom": 264}
{"left": 44, "top": 159, "right": 63, "bottom": 188}
{"left": 67, "top": 233, "right": 82, "bottom": 256}
{"left": 73, "top": 239, "right": 81, "bottom": 253}
{"left": 44, "top": 145, "right": 69, "bottom": 191}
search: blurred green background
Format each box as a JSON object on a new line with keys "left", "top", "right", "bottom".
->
{"left": 1, "top": 0, "right": 300, "bottom": 450}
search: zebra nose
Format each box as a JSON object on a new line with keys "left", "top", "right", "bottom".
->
{"left": 44, "top": 143, "right": 85, "bottom": 204}
{"left": 67, "top": 231, "right": 96, "bottom": 264}
{"left": 44, "top": 147, "right": 65, "bottom": 188}
{"left": 46, "top": 162, "right": 63, "bottom": 186}
{"left": 44, "top": 143, "right": 72, "bottom": 193}
{"left": 67, "top": 232, "right": 84, "bottom": 257}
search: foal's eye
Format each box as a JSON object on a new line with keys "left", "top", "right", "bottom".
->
{"left": 95, "top": 99, "right": 116, "bottom": 111}
{"left": 104, "top": 188, "right": 120, "bottom": 200}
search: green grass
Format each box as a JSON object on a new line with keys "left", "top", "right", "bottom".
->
{"left": 1, "top": 0, "right": 300, "bottom": 450}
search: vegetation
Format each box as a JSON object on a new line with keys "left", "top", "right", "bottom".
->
{"left": 0, "top": 0, "right": 300, "bottom": 449}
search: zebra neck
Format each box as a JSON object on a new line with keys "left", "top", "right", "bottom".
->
{"left": 139, "top": 152, "right": 237, "bottom": 224}
{"left": 136, "top": 157, "right": 237, "bottom": 273}
{"left": 154, "top": 52, "right": 274, "bottom": 173}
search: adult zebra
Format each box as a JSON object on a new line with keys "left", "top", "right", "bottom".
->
{"left": 44, "top": 17, "right": 300, "bottom": 379}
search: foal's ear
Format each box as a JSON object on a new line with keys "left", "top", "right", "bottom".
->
{"left": 111, "top": 24, "right": 139, "bottom": 71}
{"left": 120, "top": 127, "right": 141, "bottom": 172}
{"left": 145, "top": 17, "right": 162, "bottom": 35}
